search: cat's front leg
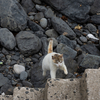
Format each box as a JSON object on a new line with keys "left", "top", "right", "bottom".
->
{"left": 63, "top": 65, "right": 68, "bottom": 75}
{"left": 50, "top": 70, "right": 56, "bottom": 79}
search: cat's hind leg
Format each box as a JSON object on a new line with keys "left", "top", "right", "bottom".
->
{"left": 43, "top": 69, "right": 46, "bottom": 76}
{"left": 50, "top": 70, "right": 56, "bottom": 79}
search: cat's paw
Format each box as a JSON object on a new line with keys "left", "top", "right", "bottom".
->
{"left": 64, "top": 70, "right": 68, "bottom": 75}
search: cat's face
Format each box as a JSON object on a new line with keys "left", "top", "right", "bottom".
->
{"left": 52, "top": 54, "right": 63, "bottom": 67}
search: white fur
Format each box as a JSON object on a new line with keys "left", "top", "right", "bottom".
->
{"left": 42, "top": 52, "right": 68, "bottom": 79}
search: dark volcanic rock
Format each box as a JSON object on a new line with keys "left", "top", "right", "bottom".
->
{"left": 35, "top": 4, "right": 47, "bottom": 12}
{"left": 64, "top": 56, "right": 78, "bottom": 74}
{"left": 2, "top": 48, "right": 9, "bottom": 55}
{"left": 90, "top": 0, "right": 100, "bottom": 14}
{"left": 74, "top": 29, "right": 82, "bottom": 37}
{"left": 11, "top": 55, "right": 19, "bottom": 61}
{"left": 10, "top": 60, "right": 16, "bottom": 65}
{"left": 0, "top": 0, "right": 27, "bottom": 32}
{"left": 33, "top": 0, "right": 41, "bottom": 4}
{"left": 0, "top": 28, "right": 16, "bottom": 50}
{"left": 57, "top": 43, "right": 77, "bottom": 59}
{"left": 41, "top": 37, "right": 48, "bottom": 55}
{"left": 31, "top": 59, "right": 50, "bottom": 88}
{"left": 34, "top": 12, "right": 44, "bottom": 21}
{"left": 20, "top": 71, "right": 28, "bottom": 80}
{"left": 85, "top": 23, "right": 97, "bottom": 33}
{"left": 79, "top": 36, "right": 87, "bottom": 43}
{"left": 80, "top": 54, "right": 100, "bottom": 69}
{"left": 34, "top": 31, "right": 47, "bottom": 38}
{"left": 0, "top": 73, "right": 9, "bottom": 87}
{"left": 45, "top": 29, "right": 58, "bottom": 38}
{"left": 27, "top": 20, "right": 44, "bottom": 32}
{"left": 22, "top": 81, "right": 33, "bottom": 87}
{"left": 65, "top": 73, "right": 76, "bottom": 78}
{"left": 76, "top": 38, "right": 83, "bottom": 46}
{"left": 90, "top": 15, "right": 100, "bottom": 24}
{"left": 1, "top": 83, "right": 13, "bottom": 95}
{"left": 16, "top": 31, "right": 42, "bottom": 56}
{"left": 51, "top": 17, "right": 76, "bottom": 38}
{"left": 0, "top": 54, "right": 4, "bottom": 59}
{"left": 41, "top": 0, "right": 94, "bottom": 23}
{"left": 81, "top": 44, "right": 100, "bottom": 56}
{"left": 44, "top": 8, "right": 54, "bottom": 18}
{"left": 21, "top": 0, "right": 35, "bottom": 13}
{"left": 57, "top": 35, "right": 76, "bottom": 49}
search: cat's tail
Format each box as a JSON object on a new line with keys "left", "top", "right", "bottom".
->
{"left": 48, "top": 39, "right": 53, "bottom": 53}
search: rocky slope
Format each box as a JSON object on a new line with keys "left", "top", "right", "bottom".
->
{"left": 0, "top": 0, "right": 100, "bottom": 95}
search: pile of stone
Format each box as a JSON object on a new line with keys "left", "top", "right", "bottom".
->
{"left": 0, "top": 0, "right": 100, "bottom": 95}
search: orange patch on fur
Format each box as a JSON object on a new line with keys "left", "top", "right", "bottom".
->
{"left": 48, "top": 39, "right": 53, "bottom": 53}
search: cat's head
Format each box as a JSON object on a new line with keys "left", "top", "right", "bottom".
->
{"left": 52, "top": 54, "right": 63, "bottom": 67}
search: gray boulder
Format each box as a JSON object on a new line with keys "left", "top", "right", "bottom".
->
{"left": 20, "top": 71, "right": 28, "bottom": 80}
{"left": 34, "top": 12, "right": 44, "bottom": 21}
{"left": 22, "top": 81, "right": 33, "bottom": 87}
{"left": 21, "top": 0, "right": 35, "bottom": 13}
{"left": 34, "top": 31, "right": 47, "bottom": 38}
{"left": 64, "top": 57, "right": 78, "bottom": 74}
{"left": 0, "top": 0, "right": 27, "bottom": 32}
{"left": 51, "top": 17, "right": 76, "bottom": 38}
{"left": 44, "top": 8, "right": 54, "bottom": 18}
{"left": 57, "top": 43, "right": 77, "bottom": 59}
{"left": 41, "top": 0, "right": 94, "bottom": 23}
{"left": 79, "top": 36, "right": 87, "bottom": 43}
{"left": 0, "top": 73, "right": 9, "bottom": 87}
{"left": 57, "top": 35, "right": 76, "bottom": 49}
{"left": 90, "top": 0, "right": 100, "bottom": 14}
{"left": 80, "top": 54, "right": 100, "bottom": 69}
{"left": 16, "top": 31, "right": 42, "bottom": 56}
{"left": 41, "top": 37, "right": 48, "bottom": 55}
{"left": 31, "top": 58, "right": 50, "bottom": 88}
{"left": 85, "top": 23, "right": 97, "bottom": 33}
{"left": 90, "top": 15, "right": 100, "bottom": 24}
{"left": 0, "top": 28, "right": 16, "bottom": 50}
{"left": 33, "top": 0, "right": 42, "bottom": 4}
{"left": 81, "top": 44, "right": 100, "bottom": 56}
{"left": 48, "top": 38, "right": 58, "bottom": 48}
{"left": 45, "top": 29, "right": 58, "bottom": 38}
{"left": 40, "top": 18, "right": 48, "bottom": 28}
{"left": 35, "top": 4, "right": 47, "bottom": 12}
{"left": 27, "top": 20, "right": 44, "bottom": 32}
{"left": 1, "top": 83, "right": 13, "bottom": 95}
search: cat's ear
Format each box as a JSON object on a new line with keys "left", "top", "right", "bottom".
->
{"left": 60, "top": 54, "right": 63, "bottom": 57}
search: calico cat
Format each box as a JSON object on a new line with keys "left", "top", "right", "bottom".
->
{"left": 42, "top": 39, "right": 68, "bottom": 79}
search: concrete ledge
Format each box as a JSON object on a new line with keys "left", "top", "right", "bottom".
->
{"left": 0, "top": 69, "right": 100, "bottom": 100}
{"left": 81, "top": 69, "right": 100, "bottom": 100}
{"left": 44, "top": 78, "right": 81, "bottom": 100}
{"left": 13, "top": 87, "right": 44, "bottom": 100}
{"left": 0, "top": 95, "right": 13, "bottom": 100}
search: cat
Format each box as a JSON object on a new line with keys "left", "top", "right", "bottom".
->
{"left": 42, "top": 39, "right": 68, "bottom": 79}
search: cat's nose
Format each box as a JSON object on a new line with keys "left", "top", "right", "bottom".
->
{"left": 59, "top": 63, "right": 62, "bottom": 66}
